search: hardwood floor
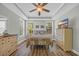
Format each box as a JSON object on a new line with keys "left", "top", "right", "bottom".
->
{"left": 11, "top": 40, "right": 77, "bottom": 56}
{"left": 28, "top": 45, "right": 49, "bottom": 56}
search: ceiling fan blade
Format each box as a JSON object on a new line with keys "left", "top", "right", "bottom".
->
{"left": 43, "top": 8, "right": 50, "bottom": 12}
{"left": 32, "top": 3, "right": 37, "bottom": 6}
{"left": 42, "top": 3, "right": 48, "bottom": 6}
{"left": 29, "top": 9, "right": 36, "bottom": 12}
{"left": 38, "top": 11, "right": 41, "bottom": 16}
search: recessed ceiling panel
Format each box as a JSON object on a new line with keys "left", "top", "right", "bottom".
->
{"left": 16, "top": 3, "right": 62, "bottom": 17}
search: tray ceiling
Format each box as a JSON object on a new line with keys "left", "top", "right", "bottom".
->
{"left": 2, "top": 3, "right": 79, "bottom": 20}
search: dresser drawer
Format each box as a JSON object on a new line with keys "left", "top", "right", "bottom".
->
{"left": 0, "top": 35, "right": 17, "bottom": 56}
{"left": 0, "top": 47, "right": 8, "bottom": 56}
{"left": 7, "top": 42, "right": 17, "bottom": 50}
{"left": 8, "top": 36, "right": 16, "bottom": 39}
{"left": 0, "top": 39, "right": 6, "bottom": 47}
{"left": 6, "top": 36, "right": 16, "bottom": 41}
{"left": 7, "top": 40, "right": 17, "bottom": 46}
{"left": 6, "top": 37, "right": 17, "bottom": 43}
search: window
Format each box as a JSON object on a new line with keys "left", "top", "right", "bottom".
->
{"left": 0, "top": 18, "right": 7, "bottom": 35}
{"left": 19, "top": 18, "right": 25, "bottom": 36}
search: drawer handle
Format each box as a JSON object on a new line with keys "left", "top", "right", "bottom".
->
{"left": 2, "top": 39, "right": 4, "bottom": 41}
{"left": 2, "top": 43, "right": 4, "bottom": 44}
{"left": 8, "top": 41, "right": 10, "bottom": 42}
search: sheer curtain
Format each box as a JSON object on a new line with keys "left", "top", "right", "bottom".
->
{"left": 0, "top": 18, "right": 7, "bottom": 35}
{"left": 18, "top": 18, "right": 25, "bottom": 41}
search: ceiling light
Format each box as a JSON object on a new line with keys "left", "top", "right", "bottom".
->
{"left": 29, "top": 3, "right": 50, "bottom": 16}
{"left": 36, "top": 6, "right": 43, "bottom": 12}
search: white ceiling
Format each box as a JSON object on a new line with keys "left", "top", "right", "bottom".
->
{"left": 16, "top": 3, "right": 62, "bottom": 17}
{"left": 2, "top": 3, "right": 79, "bottom": 20}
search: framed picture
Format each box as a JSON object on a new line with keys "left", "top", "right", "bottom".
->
{"left": 36, "top": 25, "right": 39, "bottom": 28}
{"left": 41, "top": 25, "right": 44, "bottom": 28}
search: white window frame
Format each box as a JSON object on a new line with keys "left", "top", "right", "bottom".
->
{"left": 0, "top": 17, "right": 7, "bottom": 35}
{"left": 18, "top": 18, "right": 26, "bottom": 40}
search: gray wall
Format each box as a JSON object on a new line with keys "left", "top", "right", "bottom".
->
{"left": 64, "top": 5, "right": 79, "bottom": 52}
{"left": 0, "top": 4, "right": 21, "bottom": 35}
{"left": 55, "top": 4, "right": 79, "bottom": 52}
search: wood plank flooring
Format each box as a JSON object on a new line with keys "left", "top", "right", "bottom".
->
{"left": 28, "top": 45, "right": 49, "bottom": 56}
{"left": 11, "top": 40, "right": 77, "bottom": 56}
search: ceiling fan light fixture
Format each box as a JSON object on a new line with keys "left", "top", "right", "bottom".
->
{"left": 36, "top": 6, "right": 43, "bottom": 12}
{"left": 37, "top": 8, "right": 42, "bottom": 12}
{"left": 29, "top": 3, "right": 49, "bottom": 16}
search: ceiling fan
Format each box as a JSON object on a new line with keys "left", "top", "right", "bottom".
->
{"left": 29, "top": 3, "right": 50, "bottom": 16}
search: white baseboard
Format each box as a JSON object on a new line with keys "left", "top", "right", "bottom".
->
{"left": 72, "top": 49, "right": 79, "bottom": 56}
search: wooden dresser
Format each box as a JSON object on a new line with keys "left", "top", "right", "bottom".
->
{"left": 0, "top": 35, "right": 17, "bottom": 56}
{"left": 56, "top": 28, "right": 72, "bottom": 51}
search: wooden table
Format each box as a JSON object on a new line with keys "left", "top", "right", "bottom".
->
{"left": 26, "top": 37, "right": 53, "bottom": 49}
